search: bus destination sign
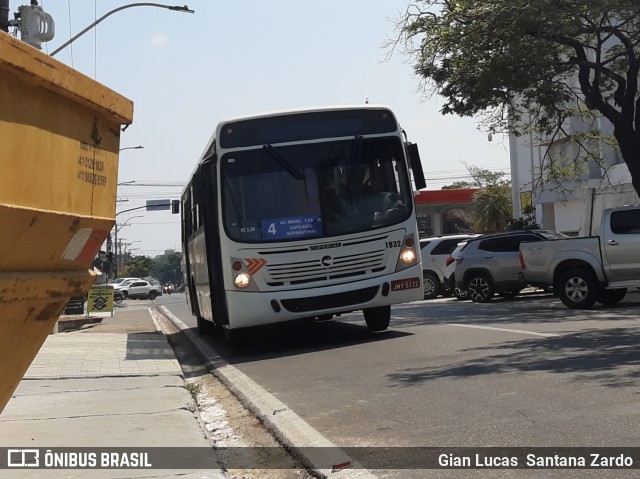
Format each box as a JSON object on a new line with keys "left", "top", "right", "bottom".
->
{"left": 261, "top": 216, "right": 323, "bottom": 240}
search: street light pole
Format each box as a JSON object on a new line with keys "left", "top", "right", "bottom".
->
{"left": 123, "top": 241, "right": 141, "bottom": 256}
{"left": 111, "top": 201, "right": 174, "bottom": 278}
{"left": 50, "top": 3, "right": 194, "bottom": 56}
{"left": 113, "top": 215, "right": 144, "bottom": 279}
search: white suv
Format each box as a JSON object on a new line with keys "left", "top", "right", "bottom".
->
{"left": 419, "top": 234, "right": 479, "bottom": 299}
{"left": 454, "top": 230, "right": 564, "bottom": 303}
{"left": 113, "top": 280, "right": 162, "bottom": 300}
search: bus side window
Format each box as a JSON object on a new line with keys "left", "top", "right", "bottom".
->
{"left": 183, "top": 192, "right": 193, "bottom": 236}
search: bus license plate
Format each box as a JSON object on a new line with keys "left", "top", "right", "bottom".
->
{"left": 391, "top": 277, "right": 420, "bottom": 291}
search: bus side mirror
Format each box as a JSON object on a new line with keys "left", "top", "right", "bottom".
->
{"left": 171, "top": 200, "right": 180, "bottom": 214}
{"left": 406, "top": 143, "right": 426, "bottom": 190}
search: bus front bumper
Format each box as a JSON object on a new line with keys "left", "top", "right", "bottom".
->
{"left": 225, "top": 264, "right": 423, "bottom": 329}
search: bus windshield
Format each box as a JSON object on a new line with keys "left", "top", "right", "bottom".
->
{"left": 221, "top": 136, "right": 412, "bottom": 242}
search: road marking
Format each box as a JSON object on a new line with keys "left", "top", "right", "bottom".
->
{"left": 449, "top": 324, "right": 561, "bottom": 337}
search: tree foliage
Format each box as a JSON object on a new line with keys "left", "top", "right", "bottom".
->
{"left": 507, "top": 205, "right": 541, "bottom": 230}
{"left": 442, "top": 165, "right": 506, "bottom": 189}
{"left": 467, "top": 167, "right": 513, "bottom": 232}
{"left": 393, "top": 0, "right": 640, "bottom": 195}
{"left": 472, "top": 185, "right": 513, "bottom": 233}
{"left": 151, "top": 252, "right": 183, "bottom": 284}
{"left": 439, "top": 165, "right": 513, "bottom": 232}
{"left": 123, "top": 255, "right": 154, "bottom": 279}
{"left": 441, "top": 180, "right": 474, "bottom": 190}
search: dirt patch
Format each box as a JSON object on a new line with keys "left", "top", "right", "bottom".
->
{"left": 155, "top": 311, "right": 315, "bottom": 479}
{"left": 191, "top": 373, "right": 315, "bottom": 479}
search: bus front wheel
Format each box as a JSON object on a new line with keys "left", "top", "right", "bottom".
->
{"left": 197, "top": 315, "right": 214, "bottom": 335}
{"left": 363, "top": 306, "right": 391, "bottom": 332}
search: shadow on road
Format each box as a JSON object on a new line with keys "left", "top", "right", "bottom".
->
{"left": 388, "top": 291, "right": 640, "bottom": 329}
{"left": 161, "top": 291, "right": 640, "bottom": 373}
{"left": 386, "top": 326, "right": 640, "bottom": 389}
{"left": 185, "top": 318, "right": 411, "bottom": 365}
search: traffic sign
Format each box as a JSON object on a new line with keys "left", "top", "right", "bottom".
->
{"left": 87, "top": 285, "right": 114, "bottom": 313}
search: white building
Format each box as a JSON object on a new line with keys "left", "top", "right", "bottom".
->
{"left": 509, "top": 119, "right": 639, "bottom": 236}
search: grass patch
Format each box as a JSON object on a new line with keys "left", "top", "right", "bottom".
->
{"left": 185, "top": 382, "right": 202, "bottom": 403}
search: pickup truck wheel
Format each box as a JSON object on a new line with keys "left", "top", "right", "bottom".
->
{"left": 596, "top": 288, "right": 627, "bottom": 305}
{"left": 557, "top": 268, "right": 598, "bottom": 309}
{"left": 467, "top": 273, "right": 494, "bottom": 303}
{"left": 364, "top": 306, "right": 391, "bottom": 332}
{"left": 422, "top": 272, "right": 441, "bottom": 300}
{"left": 148, "top": 291, "right": 157, "bottom": 300}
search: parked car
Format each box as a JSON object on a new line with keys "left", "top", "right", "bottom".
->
{"left": 113, "top": 280, "right": 162, "bottom": 300}
{"left": 454, "top": 230, "right": 566, "bottom": 303}
{"left": 127, "top": 280, "right": 162, "bottom": 300}
{"left": 519, "top": 205, "right": 640, "bottom": 309}
{"left": 111, "top": 279, "right": 136, "bottom": 298}
{"left": 419, "top": 234, "right": 479, "bottom": 299}
{"left": 443, "top": 240, "right": 473, "bottom": 300}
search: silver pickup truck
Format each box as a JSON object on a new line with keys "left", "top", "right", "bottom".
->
{"left": 519, "top": 205, "right": 640, "bottom": 309}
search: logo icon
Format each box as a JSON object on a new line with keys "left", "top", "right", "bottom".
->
{"left": 7, "top": 449, "right": 39, "bottom": 467}
{"left": 321, "top": 255, "right": 334, "bottom": 267}
{"left": 92, "top": 296, "right": 108, "bottom": 310}
{"left": 90, "top": 117, "right": 102, "bottom": 145}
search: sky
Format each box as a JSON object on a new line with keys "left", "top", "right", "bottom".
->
{"left": 23, "top": 0, "right": 511, "bottom": 257}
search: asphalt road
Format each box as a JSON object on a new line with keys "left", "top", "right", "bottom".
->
{"left": 155, "top": 291, "right": 640, "bottom": 479}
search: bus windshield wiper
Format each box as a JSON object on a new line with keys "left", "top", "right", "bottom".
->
{"left": 263, "top": 144, "right": 305, "bottom": 181}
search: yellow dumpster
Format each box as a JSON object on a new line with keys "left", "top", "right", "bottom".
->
{"left": 0, "top": 31, "right": 133, "bottom": 413}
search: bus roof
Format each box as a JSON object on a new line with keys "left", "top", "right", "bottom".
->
{"left": 185, "top": 104, "right": 398, "bottom": 191}
{"left": 218, "top": 103, "right": 393, "bottom": 124}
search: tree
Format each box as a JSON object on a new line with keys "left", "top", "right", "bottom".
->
{"left": 442, "top": 164, "right": 513, "bottom": 232}
{"left": 151, "top": 252, "right": 183, "bottom": 284}
{"left": 393, "top": 1, "right": 640, "bottom": 196}
{"left": 442, "top": 165, "right": 506, "bottom": 190}
{"left": 123, "top": 255, "right": 153, "bottom": 279}
{"left": 507, "top": 205, "right": 541, "bottom": 230}
{"left": 469, "top": 175, "right": 513, "bottom": 233}
{"left": 441, "top": 180, "right": 474, "bottom": 190}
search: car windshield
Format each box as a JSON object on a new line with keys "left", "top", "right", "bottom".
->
{"left": 220, "top": 136, "right": 412, "bottom": 242}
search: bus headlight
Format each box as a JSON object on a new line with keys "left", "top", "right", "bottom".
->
{"left": 399, "top": 248, "right": 416, "bottom": 265}
{"left": 234, "top": 272, "right": 252, "bottom": 288}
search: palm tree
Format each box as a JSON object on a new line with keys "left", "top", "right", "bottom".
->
{"left": 471, "top": 183, "right": 512, "bottom": 233}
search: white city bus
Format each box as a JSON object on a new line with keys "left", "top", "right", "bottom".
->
{"left": 181, "top": 105, "right": 426, "bottom": 342}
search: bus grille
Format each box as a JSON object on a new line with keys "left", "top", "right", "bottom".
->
{"left": 280, "top": 286, "right": 379, "bottom": 313}
{"left": 265, "top": 250, "right": 386, "bottom": 286}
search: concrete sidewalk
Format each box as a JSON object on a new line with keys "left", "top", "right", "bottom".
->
{"left": 0, "top": 309, "right": 225, "bottom": 479}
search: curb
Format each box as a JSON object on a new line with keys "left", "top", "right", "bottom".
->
{"left": 54, "top": 316, "right": 103, "bottom": 333}
{"left": 153, "top": 306, "right": 379, "bottom": 479}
